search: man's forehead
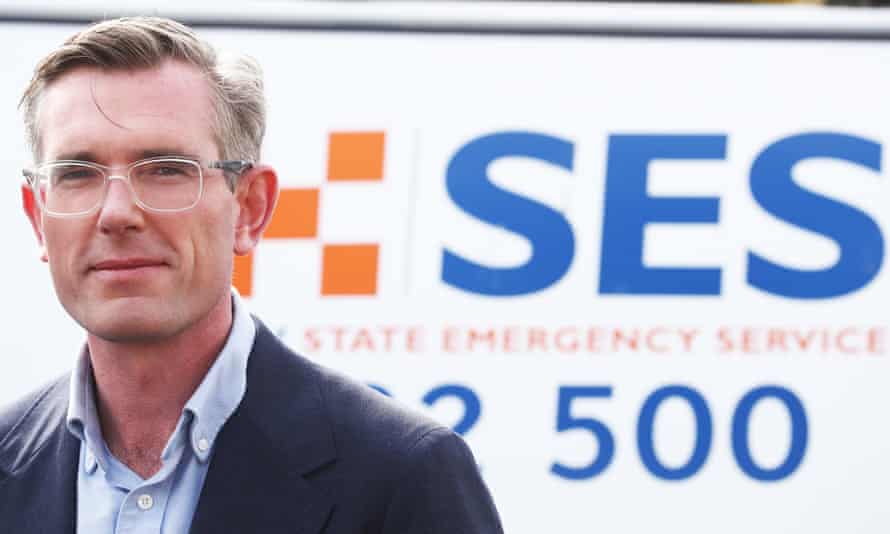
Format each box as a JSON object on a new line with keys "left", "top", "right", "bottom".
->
{"left": 44, "top": 60, "right": 210, "bottom": 105}
{"left": 36, "top": 60, "right": 216, "bottom": 161}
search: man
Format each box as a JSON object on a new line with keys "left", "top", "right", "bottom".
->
{"left": 0, "top": 16, "right": 503, "bottom": 533}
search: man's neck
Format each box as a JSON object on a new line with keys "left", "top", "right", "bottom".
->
{"left": 86, "top": 292, "right": 233, "bottom": 478}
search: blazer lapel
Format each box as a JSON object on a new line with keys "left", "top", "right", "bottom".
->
{"left": 2, "top": 425, "right": 79, "bottom": 534}
{"left": 0, "top": 378, "right": 78, "bottom": 534}
{"left": 190, "top": 320, "right": 337, "bottom": 534}
{"left": 188, "top": 411, "right": 335, "bottom": 534}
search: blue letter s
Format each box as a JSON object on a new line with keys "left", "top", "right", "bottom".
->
{"left": 443, "top": 132, "right": 575, "bottom": 296}
{"left": 748, "top": 133, "right": 883, "bottom": 299}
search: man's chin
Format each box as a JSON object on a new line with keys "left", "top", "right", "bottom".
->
{"left": 89, "top": 324, "right": 175, "bottom": 344}
{"left": 74, "top": 304, "right": 184, "bottom": 345}
{"left": 85, "top": 320, "right": 180, "bottom": 344}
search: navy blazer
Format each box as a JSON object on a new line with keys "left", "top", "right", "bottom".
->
{"left": 0, "top": 320, "right": 503, "bottom": 533}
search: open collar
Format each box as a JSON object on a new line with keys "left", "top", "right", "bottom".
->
{"left": 66, "top": 289, "right": 256, "bottom": 470}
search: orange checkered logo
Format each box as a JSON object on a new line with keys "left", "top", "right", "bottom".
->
{"left": 233, "top": 131, "right": 385, "bottom": 297}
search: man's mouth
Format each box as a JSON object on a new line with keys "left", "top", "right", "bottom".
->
{"left": 91, "top": 258, "right": 167, "bottom": 271}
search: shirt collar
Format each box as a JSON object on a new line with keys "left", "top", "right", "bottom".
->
{"left": 66, "top": 345, "right": 107, "bottom": 474}
{"left": 182, "top": 288, "right": 255, "bottom": 462}
{"left": 66, "top": 288, "right": 256, "bottom": 471}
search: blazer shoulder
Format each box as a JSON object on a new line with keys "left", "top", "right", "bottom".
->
{"left": 249, "top": 320, "right": 447, "bottom": 459}
{"left": 313, "top": 360, "right": 447, "bottom": 454}
{"left": 0, "top": 374, "right": 69, "bottom": 477}
{"left": 298, "top": 353, "right": 504, "bottom": 533}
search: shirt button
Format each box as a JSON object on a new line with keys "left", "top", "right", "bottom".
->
{"left": 137, "top": 494, "right": 154, "bottom": 511}
{"left": 84, "top": 451, "right": 97, "bottom": 471}
{"left": 197, "top": 438, "right": 210, "bottom": 452}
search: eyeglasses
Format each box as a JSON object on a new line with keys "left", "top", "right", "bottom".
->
{"left": 23, "top": 156, "right": 253, "bottom": 218}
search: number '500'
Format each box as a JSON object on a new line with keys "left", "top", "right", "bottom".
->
{"left": 552, "top": 385, "right": 807, "bottom": 482}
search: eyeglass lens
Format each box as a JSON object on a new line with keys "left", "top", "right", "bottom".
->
{"left": 37, "top": 159, "right": 202, "bottom": 214}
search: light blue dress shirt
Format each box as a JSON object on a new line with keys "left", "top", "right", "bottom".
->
{"left": 66, "top": 290, "right": 256, "bottom": 534}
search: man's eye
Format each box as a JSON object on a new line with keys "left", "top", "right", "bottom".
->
{"left": 54, "top": 168, "right": 99, "bottom": 182}
{"left": 144, "top": 163, "right": 194, "bottom": 178}
{"left": 153, "top": 166, "right": 187, "bottom": 175}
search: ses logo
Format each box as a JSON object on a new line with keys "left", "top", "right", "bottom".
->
{"left": 237, "top": 130, "right": 884, "bottom": 300}
{"left": 234, "top": 131, "right": 384, "bottom": 298}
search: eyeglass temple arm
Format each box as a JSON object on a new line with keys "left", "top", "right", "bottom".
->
{"left": 22, "top": 169, "right": 37, "bottom": 185}
{"left": 209, "top": 160, "right": 254, "bottom": 175}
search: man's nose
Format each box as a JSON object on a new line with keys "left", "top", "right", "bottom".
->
{"left": 97, "top": 176, "right": 144, "bottom": 233}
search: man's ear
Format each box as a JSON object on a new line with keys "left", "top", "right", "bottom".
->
{"left": 233, "top": 164, "right": 278, "bottom": 256}
{"left": 22, "top": 184, "right": 48, "bottom": 262}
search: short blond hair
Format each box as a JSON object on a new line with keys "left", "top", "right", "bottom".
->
{"left": 20, "top": 16, "right": 265, "bottom": 186}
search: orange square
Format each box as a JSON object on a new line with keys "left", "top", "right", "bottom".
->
{"left": 327, "top": 132, "right": 385, "bottom": 181}
{"left": 321, "top": 244, "right": 379, "bottom": 295}
{"left": 265, "top": 188, "right": 319, "bottom": 238}
{"left": 233, "top": 253, "right": 254, "bottom": 297}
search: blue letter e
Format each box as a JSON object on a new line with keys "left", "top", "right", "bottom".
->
{"left": 599, "top": 134, "right": 726, "bottom": 295}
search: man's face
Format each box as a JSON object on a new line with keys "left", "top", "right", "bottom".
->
{"left": 26, "top": 60, "right": 239, "bottom": 343}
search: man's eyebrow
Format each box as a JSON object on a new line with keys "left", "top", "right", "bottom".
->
{"left": 48, "top": 149, "right": 201, "bottom": 163}
{"left": 139, "top": 149, "right": 202, "bottom": 160}
{"left": 52, "top": 150, "right": 98, "bottom": 162}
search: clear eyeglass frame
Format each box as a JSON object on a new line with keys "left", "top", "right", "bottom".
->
{"left": 23, "top": 156, "right": 254, "bottom": 218}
